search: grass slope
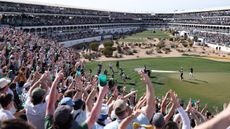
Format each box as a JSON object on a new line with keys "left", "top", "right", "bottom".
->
{"left": 85, "top": 57, "right": 230, "bottom": 110}
{"left": 119, "top": 30, "right": 170, "bottom": 42}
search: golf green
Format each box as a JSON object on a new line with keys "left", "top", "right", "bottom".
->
{"left": 85, "top": 57, "right": 230, "bottom": 111}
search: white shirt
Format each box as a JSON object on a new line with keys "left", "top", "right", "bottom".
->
{"left": 176, "top": 107, "right": 191, "bottom": 129}
{"left": 0, "top": 108, "right": 15, "bottom": 121}
{"left": 104, "top": 113, "right": 149, "bottom": 129}
{"left": 25, "top": 98, "right": 47, "bottom": 129}
{"left": 93, "top": 122, "right": 105, "bottom": 129}
{"left": 72, "top": 109, "right": 87, "bottom": 125}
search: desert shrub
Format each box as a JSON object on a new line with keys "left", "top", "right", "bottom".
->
{"left": 157, "top": 49, "right": 162, "bottom": 53}
{"left": 138, "top": 44, "right": 142, "bottom": 47}
{"left": 193, "top": 36, "right": 198, "bottom": 42}
{"left": 163, "top": 47, "right": 171, "bottom": 52}
{"left": 177, "top": 49, "right": 184, "bottom": 53}
{"left": 103, "top": 47, "right": 113, "bottom": 57}
{"left": 90, "top": 42, "right": 99, "bottom": 51}
{"left": 82, "top": 54, "right": 93, "bottom": 61}
{"left": 117, "top": 45, "right": 123, "bottom": 54}
{"left": 133, "top": 49, "right": 138, "bottom": 53}
{"left": 169, "top": 38, "right": 174, "bottom": 41}
{"left": 156, "top": 41, "right": 165, "bottom": 49}
{"left": 127, "top": 50, "right": 134, "bottom": 55}
{"left": 104, "top": 41, "right": 114, "bottom": 47}
{"left": 182, "top": 42, "right": 188, "bottom": 47}
{"left": 171, "top": 44, "right": 176, "bottom": 48}
{"left": 146, "top": 49, "right": 154, "bottom": 55}
{"left": 123, "top": 46, "right": 130, "bottom": 50}
{"left": 112, "top": 47, "right": 117, "bottom": 51}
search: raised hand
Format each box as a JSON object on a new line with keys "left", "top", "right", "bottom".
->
{"left": 56, "top": 70, "right": 64, "bottom": 80}
{"left": 40, "top": 71, "right": 50, "bottom": 81}
{"left": 139, "top": 71, "right": 151, "bottom": 85}
{"left": 170, "top": 91, "right": 180, "bottom": 108}
{"left": 186, "top": 99, "right": 192, "bottom": 112}
{"left": 100, "top": 85, "right": 109, "bottom": 95}
{"left": 132, "top": 109, "right": 142, "bottom": 118}
{"left": 112, "top": 86, "right": 119, "bottom": 98}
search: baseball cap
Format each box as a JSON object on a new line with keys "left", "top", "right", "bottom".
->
{"left": 113, "top": 99, "right": 128, "bottom": 116}
{"left": 0, "top": 78, "right": 11, "bottom": 89}
{"left": 98, "top": 104, "right": 109, "bottom": 121}
{"left": 73, "top": 99, "right": 84, "bottom": 110}
{"left": 31, "top": 87, "right": 46, "bottom": 99}
{"left": 152, "top": 113, "right": 165, "bottom": 128}
{"left": 59, "top": 97, "right": 75, "bottom": 106}
{"left": 98, "top": 74, "right": 107, "bottom": 87}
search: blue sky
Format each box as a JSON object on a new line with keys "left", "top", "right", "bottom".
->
{"left": 4, "top": 0, "right": 230, "bottom": 13}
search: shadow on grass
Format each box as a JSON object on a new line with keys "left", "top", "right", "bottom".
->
{"left": 117, "top": 82, "right": 136, "bottom": 86}
{"left": 183, "top": 80, "right": 199, "bottom": 85}
{"left": 194, "top": 79, "right": 209, "bottom": 84}
{"left": 152, "top": 81, "right": 165, "bottom": 85}
{"left": 150, "top": 76, "right": 157, "bottom": 79}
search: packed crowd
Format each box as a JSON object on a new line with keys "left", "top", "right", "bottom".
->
{"left": 174, "top": 10, "right": 230, "bottom": 18}
{"left": 38, "top": 29, "right": 101, "bottom": 42}
{"left": 1, "top": 26, "right": 230, "bottom": 129}
{"left": 0, "top": 1, "right": 152, "bottom": 18}
{"left": 0, "top": 1, "right": 108, "bottom": 16}
{"left": 192, "top": 31, "right": 230, "bottom": 45}
{"left": 0, "top": 15, "right": 142, "bottom": 27}
{"left": 38, "top": 27, "right": 144, "bottom": 42}
{"left": 171, "top": 18, "right": 230, "bottom": 26}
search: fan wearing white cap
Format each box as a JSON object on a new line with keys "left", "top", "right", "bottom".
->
{"left": 105, "top": 71, "right": 155, "bottom": 129}
{"left": 0, "top": 78, "right": 13, "bottom": 96}
{"left": 92, "top": 104, "right": 109, "bottom": 129}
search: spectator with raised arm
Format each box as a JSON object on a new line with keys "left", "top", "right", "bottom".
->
{"left": 170, "top": 92, "right": 191, "bottom": 129}
{"left": 194, "top": 103, "right": 230, "bottom": 129}
{"left": 45, "top": 70, "right": 109, "bottom": 129}
{"left": 115, "top": 71, "right": 155, "bottom": 129}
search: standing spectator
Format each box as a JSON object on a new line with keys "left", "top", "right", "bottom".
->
{"left": 0, "top": 78, "right": 14, "bottom": 96}
{"left": 24, "top": 72, "right": 49, "bottom": 129}
{"left": 109, "top": 71, "right": 155, "bottom": 129}
{"left": 0, "top": 119, "right": 35, "bottom": 129}
{"left": 0, "top": 93, "right": 15, "bottom": 121}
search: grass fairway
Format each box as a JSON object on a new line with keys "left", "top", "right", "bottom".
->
{"left": 119, "top": 30, "right": 170, "bottom": 42}
{"left": 85, "top": 57, "right": 230, "bottom": 110}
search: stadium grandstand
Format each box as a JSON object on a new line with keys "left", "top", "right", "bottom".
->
{"left": 0, "top": 1, "right": 230, "bottom": 47}
{"left": 1, "top": 1, "right": 230, "bottom": 129}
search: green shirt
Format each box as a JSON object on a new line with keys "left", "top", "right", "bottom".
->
{"left": 45, "top": 115, "right": 88, "bottom": 129}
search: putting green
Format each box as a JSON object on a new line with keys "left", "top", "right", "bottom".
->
{"left": 85, "top": 57, "right": 230, "bottom": 110}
